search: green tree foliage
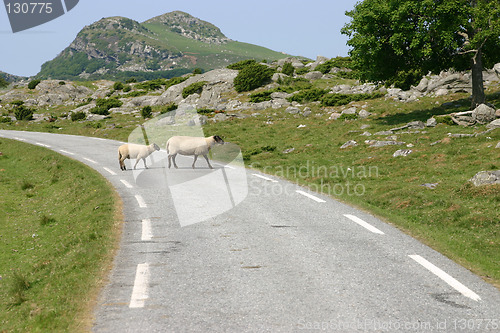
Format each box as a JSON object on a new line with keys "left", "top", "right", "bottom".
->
{"left": 0, "top": 76, "right": 8, "bottom": 88}
{"left": 28, "top": 79, "right": 41, "bottom": 90}
{"left": 91, "top": 98, "right": 123, "bottom": 115}
{"left": 113, "top": 82, "right": 124, "bottom": 91}
{"left": 70, "top": 111, "right": 87, "bottom": 121}
{"left": 141, "top": 106, "right": 152, "bottom": 119}
{"left": 233, "top": 63, "right": 275, "bottom": 92}
{"left": 12, "top": 101, "right": 34, "bottom": 121}
{"left": 281, "top": 62, "right": 295, "bottom": 76}
{"left": 182, "top": 81, "right": 207, "bottom": 98}
{"left": 227, "top": 59, "right": 257, "bottom": 70}
{"left": 342, "top": 0, "right": 500, "bottom": 107}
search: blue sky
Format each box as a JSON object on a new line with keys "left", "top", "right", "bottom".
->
{"left": 0, "top": 0, "right": 359, "bottom": 77}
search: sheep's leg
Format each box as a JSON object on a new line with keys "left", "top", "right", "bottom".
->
{"left": 172, "top": 154, "right": 178, "bottom": 169}
{"left": 142, "top": 158, "right": 148, "bottom": 169}
{"left": 133, "top": 158, "right": 140, "bottom": 170}
{"left": 192, "top": 155, "right": 198, "bottom": 169}
{"left": 203, "top": 154, "right": 213, "bottom": 169}
{"left": 119, "top": 154, "right": 127, "bottom": 171}
{"left": 168, "top": 154, "right": 172, "bottom": 168}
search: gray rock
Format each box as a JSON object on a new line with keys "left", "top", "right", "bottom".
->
{"left": 486, "top": 119, "right": 500, "bottom": 129}
{"left": 374, "top": 131, "right": 394, "bottom": 136}
{"left": 360, "top": 132, "right": 372, "bottom": 136}
{"left": 360, "top": 124, "right": 371, "bottom": 129}
{"left": 472, "top": 104, "right": 496, "bottom": 124}
{"left": 272, "top": 73, "right": 289, "bottom": 82}
{"left": 271, "top": 91, "right": 292, "bottom": 100}
{"left": 367, "top": 140, "right": 405, "bottom": 147}
{"left": 302, "top": 110, "right": 312, "bottom": 117}
{"left": 358, "top": 109, "right": 372, "bottom": 119}
{"left": 282, "top": 148, "right": 295, "bottom": 154}
{"left": 304, "top": 71, "right": 323, "bottom": 80}
{"left": 407, "top": 121, "right": 426, "bottom": 129}
{"left": 328, "top": 113, "right": 342, "bottom": 120}
{"left": 340, "top": 140, "right": 358, "bottom": 149}
{"left": 393, "top": 149, "right": 412, "bottom": 157}
{"left": 496, "top": 142, "right": 500, "bottom": 148}
{"left": 426, "top": 118, "right": 437, "bottom": 127}
{"left": 341, "top": 107, "right": 357, "bottom": 115}
{"left": 421, "top": 183, "right": 439, "bottom": 189}
{"left": 212, "top": 113, "right": 228, "bottom": 122}
{"left": 469, "top": 170, "right": 500, "bottom": 186}
{"left": 286, "top": 107, "right": 301, "bottom": 114}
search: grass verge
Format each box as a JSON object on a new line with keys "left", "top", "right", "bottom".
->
{"left": 0, "top": 138, "right": 122, "bottom": 332}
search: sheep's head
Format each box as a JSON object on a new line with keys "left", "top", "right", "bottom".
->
{"left": 213, "top": 135, "right": 224, "bottom": 145}
{"left": 153, "top": 143, "right": 160, "bottom": 151}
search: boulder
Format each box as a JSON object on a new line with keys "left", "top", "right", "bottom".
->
{"left": 328, "top": 113, "right": 342, "bottom": 120}
{"left": 341, "top": 107, "right": 357, "bottom": 115}
{"left": 366, "top": 140, "right": 405, "bottom": 147}
{"left": 472, "top": 104, "right": 496, "bottom": 124}
{"left": 340, "top": 140, "right": 358, "bottom": 149}
{"left": 486, "top": 119, "right": 500, "bottom": 129}
{"left": 358, "top": 109, "right": 372, "bottom": 119}
{"left": 304, "top": 71, "right": 323, "bottom": 80}
{"left": 469, "top": 170, "right": 500, "bottom": 186}
{"left": 426, "top": 118, "right": 437, "bottom": 127}
{"left": 286, "top": 107, "right": 301, "bottom": 114}
{"left": 393, "top": 149, "right": 412, "bottom": 157}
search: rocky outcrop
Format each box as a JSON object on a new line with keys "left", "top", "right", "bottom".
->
{"left": 469, "top": 171, "right": 500, "bottom": 186}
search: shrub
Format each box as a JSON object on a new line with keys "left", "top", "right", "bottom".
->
{"left": 234, "top": 63, "right": 274, "bottom": 92}
{"left": 0, "top": 76, "right": 8, "bottom": 88}
{"left": 197, "top": 108, "right": 216, "bottom": 115}
{"left": 1, "top": 116, "right": 12, "bottom": 123}
{"left": 13, "top": 102, "right": 34, "bottom": 121}
{"left": 193, "top": 68, "right": 203, "bottom": 75}
{"left": 165, "top": 76, "right": 189, "bottom": 89}
{"left": 91, "top": 98, "right": 123, "bottom": 115}
{"left": 122, "top": 90, "right": 147, "bottom": 98}
{"left": 161, "top": 103, "right": 177, "bottom": 114}
{"left": 436, "top": 115, "right": 455, "bottom": 126}
{"left": 339, "top": 113, "right": 358, "bottom": 121}
{"left": 28, "top": 79, "right": 41, "bottom": 90}
{"left": 70, "top": 111, "right": 86, "bottom": 121}
{"left": 250, "top": 91, "right": 273, "bottom": 103}
{"left": 125, "top": 78, "right": 137, "bottom": 83}
{"left": 281, "top": 62, "right": 295, "bottom": 76}
{"left": 113, "top": 81, "right": 124, "bottom": 91}
{"left": 315, "top": 57, "right": 354, "bottom": 74}
{"left": 387, "top": 69, "right": 423, "bottom": 90}
{"left": 122, "top": 85, "right": 131, "bottom": 92}
{"left": 227, "top": 59, "right": 257, "bottom": 70}
{"left": 58, "top": 81, "right": 66, "bottom": 85}
{"left": 320, "top": 92, "right": 385, "bottom": 107}
{"left": 182, "top": 81, "right": 207, "bottom": 98}
{"left": 288, "top": 88, "right": 328, "bottom": 103}
{"left": 141, "top": 106, "right": 152, "bottom": 119}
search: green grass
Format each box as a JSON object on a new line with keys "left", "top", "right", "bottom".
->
{"left": 0, "top": 139, "right": 121, "bottom": 332}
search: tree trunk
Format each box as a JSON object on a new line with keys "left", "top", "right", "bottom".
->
{"left": 470, "top": 49, "right": 485, "bottom": 109}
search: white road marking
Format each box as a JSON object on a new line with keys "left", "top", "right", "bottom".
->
{"left": 103, "top": 167, "right": 117, "bottom": 176}
{"left": 409, "top": 255, "right": 481, "bottom": 302}
{"left": 343, "top": 214, "right": 385, "bottom": 235}
{"left": 142, "top": 219, "right": 153, "bottom": 241}
{"left": 83, "top": 157, "right": 98, "bottom": 164}
{"left": 120, "top": 179, "right": 133, "bottom": 189}
{"left": 296, "top": 190, "right": 326, "bottom": 203}
{"left": 129, "top": 263, "right": 150, "bottom": 308}
{"left": 135, "top": 195, "right": 147, "bottom": 208}
{"left": 253, "top": 174, "right": 278, "bottom": 182}
{"left": 59, "top": 149, "right": 75, "bottom": 155}
{"left": 35, "top": 142, "right": 51, "bottom": 148}
{"left": 14, "top": 137, "right": 26, "bottom": 141}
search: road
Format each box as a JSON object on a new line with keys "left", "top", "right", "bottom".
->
{"left": 1, "top": 130, "right": 499, "bottom": 332}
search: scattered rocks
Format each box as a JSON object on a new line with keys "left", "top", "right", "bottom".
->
{"left": 341, "top": 107, "right": 357, "bottom": 115}
{"left": 486, "top": 119, "right": 500, "bottom": 129}
{"left": 365, "top": 140, "right": 406, "bottom": 147}
{"left": 426, "top": 118, "right": 437, "bottom": 127}
{"left": 469, "top": 170, "right": 500, "bottom": 186}
{"left": 421, "top": 183, "right": 439, "bottom": 189}
{"left": 360, "top": 132, "right": 372, "bottom": 136}
{"left": 328, "top": 113, "right": 342, "bottom": 120}
{"left": 358, "top": 109, "right": 372, "bottom": 119}
{"left": 340, "top": 140, "right": 358, "bottom": 149}
{"left": 282, "top": 148, "right": 295, "bottom": 154}
{"left": 374, "top": 131, "right": 394, "bottom": 136}
{"left": 286, "top": 106, "right": 301, "bottom": 114}
{"left": 393, "top": 149, "right": 412, "bottom": 157}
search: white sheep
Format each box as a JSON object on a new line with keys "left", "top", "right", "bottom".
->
{"left": 118, "top": 143, "right": 160, "bottom": 171}
{"left": 166, "top": 135, "right": 224, "bottom": 169}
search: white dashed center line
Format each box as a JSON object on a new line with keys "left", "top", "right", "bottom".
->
{"left": 296, "top": 190, "right": 326, "bottom": 203}
{"left": 135, "top": 195, "right": 147, "bottom": 208}
{"left": 344, "top": 214, "right": 385, "bottom": 235}
{"left": 129, "top": 263, "right": 150, "bottom": 308}
{"left": 141, "top": 219, "right": 153, "bottom": 241}
{"left": 409, "top": 255, "right": 481, "bottom": 302}
{"left": 35, "top": 142, "right": 51, "bottom": 148}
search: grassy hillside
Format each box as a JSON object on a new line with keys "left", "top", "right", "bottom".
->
{"left": 0, "top": 139, "right": 121, "bottom": 332}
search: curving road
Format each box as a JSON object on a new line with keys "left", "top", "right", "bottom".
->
{"left": 1, "top": 130, "right": 499, "bottom": 332}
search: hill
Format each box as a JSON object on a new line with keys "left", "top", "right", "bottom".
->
{"left": 36, "top": 11, "right": 291, "bottom": 81}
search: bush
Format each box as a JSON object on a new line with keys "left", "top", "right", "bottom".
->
{"left": 193, "top": 68, "right": 203, "bottom": 75}
{"left": 339, "top": 113, "right": 358, "bottom": 121}
{"left": 161, "top": 103, "right": 177, "bottom": 114}
{"left": 71, "top": 111, "right": 86, "bottom": 121}
{"left": 281, "top": 62, "right": 295, "bottom": 76}
{"left": 197, "top": 108, "right": 216, "bottom": 115}
{"left": 28, "top": 79, "right": 41, "bottom": 90}
{"left": 91, "top": 98, "right": 123, "bottom": 115}
{"left": 227, "top": 59, "right": 256, "bottom": 70}
{"left": 141, "top": 106, "right": 152, "bottom": 119}
{"left": 1, "top": 116, "right": 12, "bottom": 123}
{"left": 320, "top": 92, "right": 385, "bottom": 107}
{"left": 182, "top": 81, "right": 207, "bottom": 98}
{"left": 387, "top": 69, "right": 423, "bottom": 90}
{"left": 288, "top": 88, "right": 328, "bottom": 103}
{"left": 122, "top": 85, "right": 131, "bottom": 92}
{"left": 234, "top": 63, "right": 274, "bottom": 92}
{"left": 13, "top": 102, "right": 34, "bottom": 121}
{"left": 113, "top": 81, "right": 124, "bottom": 91}
{"left": 315, "top": 57, "right": 354, "bottom": 74}
{"left": 0, "top": 76, "right": 8, "bottom": 88}
{"left": 250, "top": 91, "right": 273, "bottom": 103}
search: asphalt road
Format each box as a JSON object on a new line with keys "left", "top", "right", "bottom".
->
{"left": 1, "top": 130, "right": 499, "bottom": 332}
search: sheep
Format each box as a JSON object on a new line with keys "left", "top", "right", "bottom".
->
{"left": 118, "top": 143, "right": 160, "bottom": 171}
{"left": 166, "top": 135, "right": 224, "bottom": 169}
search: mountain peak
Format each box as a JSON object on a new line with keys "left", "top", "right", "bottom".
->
{"left": 144, "top": 11, "right": 231, "bottom": 45}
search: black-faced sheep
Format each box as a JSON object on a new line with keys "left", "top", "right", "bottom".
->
{"left": 166, "top": 135, "right": 224, "bottom": 169}
{"left": 118, "top": 143, "right": 160, "bottom": 171}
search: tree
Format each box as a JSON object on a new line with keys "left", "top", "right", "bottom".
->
{"left": 342, "top": 0, "right": 500, "bottom": 108}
